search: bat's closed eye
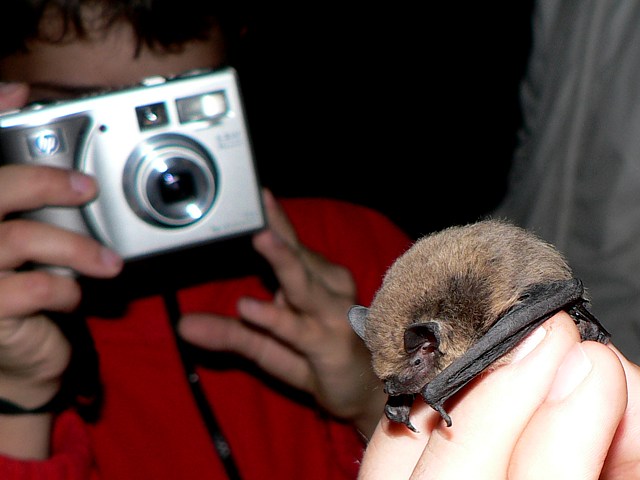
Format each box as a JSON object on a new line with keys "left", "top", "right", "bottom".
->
{"left": 404, "top": 322, "right": 440, "bottom": 354}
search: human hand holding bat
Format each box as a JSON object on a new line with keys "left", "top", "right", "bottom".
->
{"left": 357, "top": 311, "right": 640, "bottom": 479}
{"left": 349, "top": 219, "right": 609, "bottom": 430}
{"left": 350, "top": 219, "right": 640, "bottom": 478}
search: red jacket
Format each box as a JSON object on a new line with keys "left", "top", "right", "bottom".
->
{"left": 0, "top": 198, "right": 411, "bottom": 479}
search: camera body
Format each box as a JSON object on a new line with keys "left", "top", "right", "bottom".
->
{"left": 0, "top": 67, "right": 265, "bottom": 261}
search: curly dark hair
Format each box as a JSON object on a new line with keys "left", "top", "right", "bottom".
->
{"left": 0, "top": 0, "right": 250, "bottom": 58}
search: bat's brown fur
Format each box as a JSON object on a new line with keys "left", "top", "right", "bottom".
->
{"left": 362, "top": 219, "right": 573, "bottom": 390}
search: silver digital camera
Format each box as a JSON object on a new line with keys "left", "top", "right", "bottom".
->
{"left": 0, "top": 67, "right": 265, "bottom": 261}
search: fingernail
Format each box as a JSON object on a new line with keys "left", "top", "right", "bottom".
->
{"left": 100, "top": 247, "right": 123, "bottom": 270}
{"left": 238, "top": 297, "right": 260, "bottom": 314}
{"left": 261, "top": 188, "right": 275, "bottom": 207}
{"left": 70, "top": 172, "right": 94, "bottom": 194}
{"left": 0, "top": 82, "right": 23, "bottom": 95}
{"left": 547, "top": 344, "right": 592, "bottom": 402}
{"left": 511, "top": 326, "right": 547, "bottom": 363}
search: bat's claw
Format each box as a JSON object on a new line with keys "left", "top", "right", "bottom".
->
{"left": 421, "top": 384, "right": 453, "bottom": 427}
{"left": 432, "top": 403, "right": 452, "bottom": 427}
{"left": 384, "top": 395, "right": 418, "bottom": 432}
{"left": 404, "top": 420, "right": 418, "bottom": 433}
{"left": 568, "top": 301, "right": 611, "bottom": 344}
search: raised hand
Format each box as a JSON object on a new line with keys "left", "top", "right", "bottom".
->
{"left": 178, "top": 189, "right": 386, "bottom": 437}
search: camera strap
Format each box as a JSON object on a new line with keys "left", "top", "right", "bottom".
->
{"left": 163, "top": 291, "right": 243, "bottom": 480}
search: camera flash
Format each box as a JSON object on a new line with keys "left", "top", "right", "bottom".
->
{"left": 176, "top": 91, "right": 227, "bottom": 123}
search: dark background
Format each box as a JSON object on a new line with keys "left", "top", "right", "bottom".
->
{"left": 234, "top": 3, "right": 535, "bottom": 239}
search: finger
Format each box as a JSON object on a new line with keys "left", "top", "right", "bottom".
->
{"left": 509, "top": 341, "right": 626, "bottom": 480}
{"left": 252, "top": 228, "right": 336, "bottom": 316}
{"left": 177, "top": 313, "right": 313, "bottom": 391}
{"left": 0, "top": 165, "right": 98, "bottom": 217}
{"left": 260, "top": 189, "right": 356, "bottom": 295}
{"left": 0, "top": 219, "right": 122, "bottom": 277}
{"left": 600, "top": 346, "right": 640, "bottom": 480}
{"left": 237, "top": 293, "right": 356, "bottom": 354}
{"left": 412, "top": 312, "right": 580, "bottom": 480}
{"left": 261, "top": 188, "right": 298, "bottom": 245}
{"left": 0, "top": 270, "right": 82, "bottom": 317}
{"left": 0, "top": 83, "right": 29, "bottom": 111}
{"left": 236, "top": 296, "right": 310, "bottom": 347}
{"left": 358, "top": 401, "right": 441, "bottom": 480}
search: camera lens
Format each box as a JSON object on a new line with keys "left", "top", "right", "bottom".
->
{"left": 158, "top": 168, "right": 196, "bottom": 204}
{"left": 123, "top": 134, "right": 218, "bottom": 227}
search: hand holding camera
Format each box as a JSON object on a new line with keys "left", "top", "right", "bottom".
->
{"left": 0, "top": 67, "right": 265, "bottom": 261}
{"left": 0, "top": 86, "right": 122, "bottom": 456}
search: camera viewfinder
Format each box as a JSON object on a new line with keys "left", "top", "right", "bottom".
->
{"left": 136, "top": 102, "right": 169, "bottom": 130}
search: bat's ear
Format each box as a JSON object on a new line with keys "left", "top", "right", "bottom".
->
{"left": 404, "top": 322, "right": 440, "bottom": 354}
{"left": 348, "top": 305, "right": 369, "bottom": 340}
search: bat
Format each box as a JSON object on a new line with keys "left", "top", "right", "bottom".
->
{"left": 348, "top": 219, "right": 610, "bottom": 431}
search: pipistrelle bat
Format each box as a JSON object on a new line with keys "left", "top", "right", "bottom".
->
{"left": 348, "top": 219, "right": 610, "bottom": 431}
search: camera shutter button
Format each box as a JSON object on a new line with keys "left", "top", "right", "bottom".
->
{"left": 140, "top": 76, "right": 167, "bottom": 87}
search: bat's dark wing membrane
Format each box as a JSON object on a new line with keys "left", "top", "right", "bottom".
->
{"left": 421, "top": 278, "right": 610, "bottom": 427}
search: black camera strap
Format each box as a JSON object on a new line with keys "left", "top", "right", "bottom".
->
{"left": 162, "top": 291, "right": 242, "bottom": 480}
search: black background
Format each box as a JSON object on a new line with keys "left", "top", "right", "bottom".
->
{"left": 234, "top": 3, "right": 534, "bottom": 239}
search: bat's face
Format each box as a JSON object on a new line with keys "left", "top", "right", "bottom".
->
{"left": 378, "top": 320, "right": 443, "bottom": 396}
{"left": 350, "top": 304, "right": 445, "bottom": 394}
{"left": 349, "top": 272, "right": 500, "bottom": 396}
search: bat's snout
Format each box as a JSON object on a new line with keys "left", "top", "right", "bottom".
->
{"left": 384, "top": 377, "right": 412, "bottom": 396}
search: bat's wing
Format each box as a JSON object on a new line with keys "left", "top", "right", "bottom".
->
{"left": 420, "top": 278, "right": 609, "bottom": 427}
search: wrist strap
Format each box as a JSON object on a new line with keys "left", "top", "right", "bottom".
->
{"left": 0, "top": 392, "right": 65, "bottom": 415}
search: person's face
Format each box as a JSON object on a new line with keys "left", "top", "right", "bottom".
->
{"left": 0, "top": 18, "right": 226, "bottom": 103}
